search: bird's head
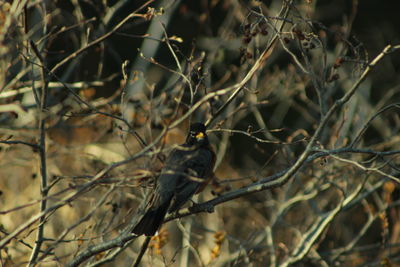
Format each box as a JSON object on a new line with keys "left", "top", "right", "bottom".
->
{"left": 186, "top": 122, "right": 209, "bottom": 146}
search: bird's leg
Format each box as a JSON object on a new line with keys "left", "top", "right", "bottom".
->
{"left": 188, "top": 201, "right": 215, "bottom": 213}
{"left": 188, "top": 197, "right": 200, "bottom": 213}
{"left": 189, "top": 199, "right": 198, "bottom": 206}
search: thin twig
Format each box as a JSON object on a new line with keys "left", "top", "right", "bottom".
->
{"left": 0, "top": 140, "right": 39, "bottom": 149}
{"left": 205, "top": 0, "right": 294, "bottom": 127}
{"left": 0, "top": 127, "right": 167, "bottom": 250}
{"left": 63, "top": 20, "right": 400, "bottom": 267}
{"left": 35, "top": 183, "right": 118, "bottom": 265}
{"left": 350, "top": 103, "right": 400, "bottom": 147}
{"left": 49, "top": 0, "right": 156, "bottom": 74}
{"left": 64, "top": 143, "right": 400, "bottom": 266}
{"left": 28, "top": 39, "right": 50, "bottom": 266}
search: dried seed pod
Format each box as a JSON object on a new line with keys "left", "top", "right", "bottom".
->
{"left": 246, "top": 51, "right": 253, "bottom": 59}
{"left": 243, "top": 36, "right": 252, "bottom": 44}
{"left": 332, "top": 73, "right": 340, "bottom": 81}
{"left": 328, "top": 73, "right": 340, "bottom": 82}
{"left": 261, "top": 28, "right": 269, "bottom": 35}
{"left": 333, "top": 57, "right": 344, "bottom": 68}
{"left": 293, "top": 28, "right": 305, "bottom": 40}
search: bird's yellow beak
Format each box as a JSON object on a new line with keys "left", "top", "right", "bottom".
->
{"left": 196, "top": 132, "right": 205, "bottom": 140}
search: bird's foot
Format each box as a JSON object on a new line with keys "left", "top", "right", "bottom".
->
{"left": 189, "top": 202, "right": 214, "bottom": 213}
{"left": 204, "top": 203, "right": 215, "bottom": 213}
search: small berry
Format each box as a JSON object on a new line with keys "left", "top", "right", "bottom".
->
{"left": 243, "top": 36, "right": 252, "bottom": 44}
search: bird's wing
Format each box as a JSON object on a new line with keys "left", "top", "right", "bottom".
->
{"left": 168, "top": 148, "right": 214, "bottom": 212}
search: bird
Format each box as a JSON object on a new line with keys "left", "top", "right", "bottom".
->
{"left": 132, "top": 122, "right": 216, "bottom": 236}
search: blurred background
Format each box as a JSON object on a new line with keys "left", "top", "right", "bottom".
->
{"left": 1, "top": 0, "right": 400, "bottom": 266}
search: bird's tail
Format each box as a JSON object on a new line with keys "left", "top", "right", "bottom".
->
{"left": 132, "top": 202, "right": 170, "bottom": 236}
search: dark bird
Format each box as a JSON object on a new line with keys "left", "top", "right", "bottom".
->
{"left": 132, "top": 123, "right": 216, "bottom": 236}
